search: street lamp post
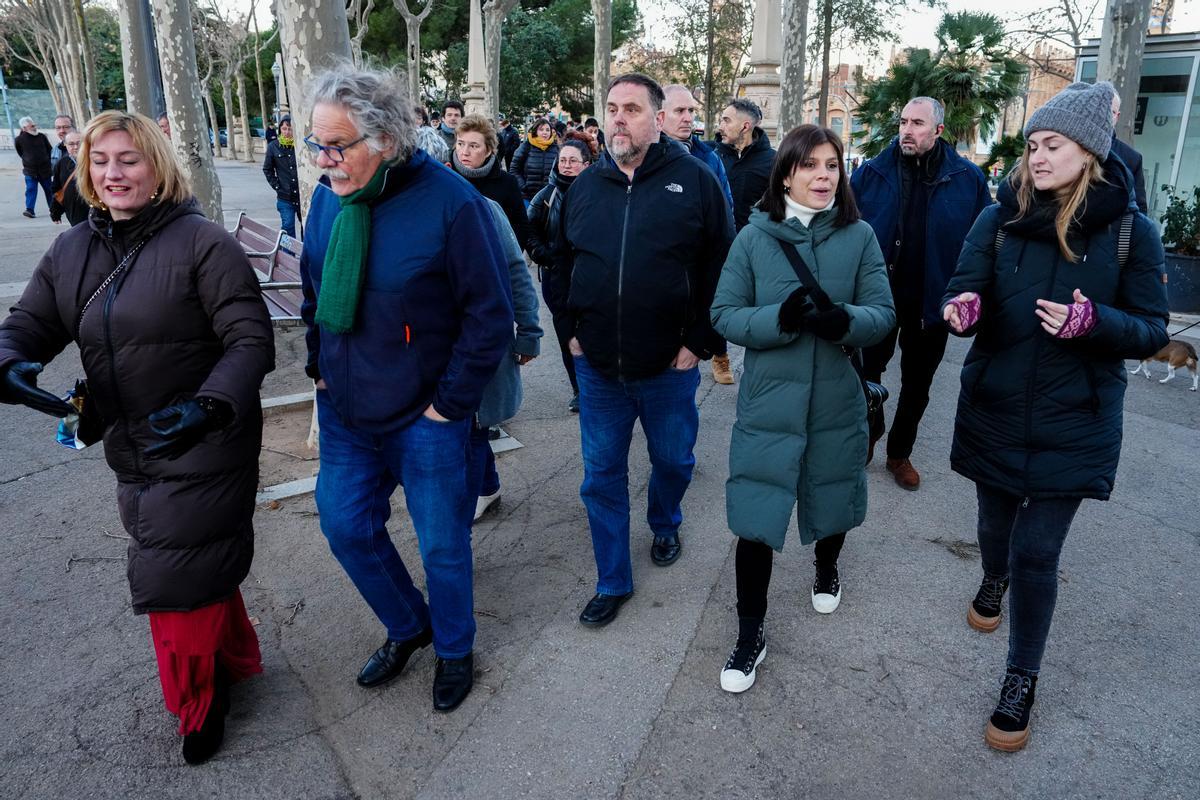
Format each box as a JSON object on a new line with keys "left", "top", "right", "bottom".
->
{"left": 270, "top": 58, "right": 281, "bottom": 124}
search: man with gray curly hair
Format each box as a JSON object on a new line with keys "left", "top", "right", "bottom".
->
{"left": 299, "top": 63, "right": 514, "bottom": 713}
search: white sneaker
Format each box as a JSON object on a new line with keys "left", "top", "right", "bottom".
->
{"left": 811, "top": 560, "right": 841, "bottom": 614}
{"left": 719, "top": 622, "right": 766, "bottom": 693}
{"left": 473, "top": 491, "right": 500, "bottom": 522}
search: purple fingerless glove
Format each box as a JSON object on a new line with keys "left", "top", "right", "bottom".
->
{"left": 946, "top": 294, "right": 981, "bottom": 331}
{"left": 1054, "top": 299, "right": 1097, "bottom": 339}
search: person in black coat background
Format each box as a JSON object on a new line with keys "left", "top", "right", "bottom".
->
{"left": 509, "top": 117, "right": 560, "bottom": 201}
{"left": 714, "top": 99, "right": 776, "bottom": 231}
{"left": 941, "top": 81, "right": 1167, "bottom": 753}
{"left": 49, "top": 129, "right": 89, "bottom": 226}
{"left": 527, "top": 132, "right": 596, "bottom": 411}
{"left": 1107, "top": 92, "right": 1147, "bottom": 213}
{"left": 15, "top": 117, "right": 54, "bottom": 219}
{"left": 450, "top": 113, "right": 531, "bottom": 252}
{"left": 497, "top": 114, "right": 521, "bottom": 170}
{"left": 262, "top": 115, "right": 301, "bottom": 237}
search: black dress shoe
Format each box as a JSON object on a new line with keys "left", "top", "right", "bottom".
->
{"left": 182, "top": 667, "right": 230, "bottom": 765}
{"left": 432, "top": 652, "right": 474, "bottom": 712}
{"left": 651, "top": 534, "right": 681, "bottom": 566}
{"left": 357, "top": 626, "right": 433, "bottom": 688}
{"left": 579, "top": 591, "right": 633, "bottom": 627}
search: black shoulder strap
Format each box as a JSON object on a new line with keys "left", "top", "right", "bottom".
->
{"left": 774, "top": 239, "right": 835, "bottom": 312}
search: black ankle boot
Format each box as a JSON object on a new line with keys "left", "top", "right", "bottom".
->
{"left": 968, "top": 574, "right": 1009, "bottom": 633}
{"left": 985, "top": 666, "right": 1038, "bottom": 752}
{"left": 720, "top": 616, "right": 766, "bottom": 693}
{"left": 182, "top": 668, "right": 230, "bottom": 765}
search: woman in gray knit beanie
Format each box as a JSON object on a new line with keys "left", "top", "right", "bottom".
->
{"left": 938, "top": 80, "right": 1168, "bottom": 752}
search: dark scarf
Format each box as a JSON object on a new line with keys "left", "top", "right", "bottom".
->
{"left": 998, "top": 156, "right": 1133, "bottom": 244}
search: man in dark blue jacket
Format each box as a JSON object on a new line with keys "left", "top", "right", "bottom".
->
{"left": 1108, "top": 93, "right": 1148, "bottom": 213}
{"left": 663, "top": 84, "right": 737, "bottom": 386}
{"left": 850, "top": 96, "right": 993, "bottom": 491}
{"left": 300, "top": 65, "right": 513, "bottom": 713}
{"left": 566, "top": 73, "right": 734, "bottom": 628}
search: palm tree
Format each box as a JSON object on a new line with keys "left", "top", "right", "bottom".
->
{"left": 853, "top": 12, "right": 1026, "bottom": 157}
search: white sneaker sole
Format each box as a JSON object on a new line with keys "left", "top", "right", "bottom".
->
{"left": 473, "top": 492, "right": 500, "bottom": 522}
{"left": 812, "top": 589, "right": 841, "bottom": 614}
{"left": 720, "top": 646, "right": 766, "bottom": 693}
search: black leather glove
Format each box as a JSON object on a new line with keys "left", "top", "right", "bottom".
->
{"left": 801, "top": 307, "right": 851, "bottom": 341}
{"left": 145, "top": 397, "right": 233, "bottom": 460}
{"left": 777, "top": 287, "right": 815, "bottom": 333}
{"left": 0, "top": 361, "right": 74, "bottom": 417}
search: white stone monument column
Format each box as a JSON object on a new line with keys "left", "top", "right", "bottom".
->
{"left": 463, "top": 0, "right": 488, "bottom": 116}
{"left": 738, "top": 0, "right": 782, "bottom": 142}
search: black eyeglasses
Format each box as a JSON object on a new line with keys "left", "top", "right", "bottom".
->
{"left": 303, "top": 134, "right": 367, "bottom": 163}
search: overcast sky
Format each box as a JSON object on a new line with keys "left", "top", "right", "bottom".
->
{"left": 642, "top": 0, "right": 1200, "bottom": 71}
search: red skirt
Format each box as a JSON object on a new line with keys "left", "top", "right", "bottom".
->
{"left": 148, "top": 589, "right": 262, "bottom": 735}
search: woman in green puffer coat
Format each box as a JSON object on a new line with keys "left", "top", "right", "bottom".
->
{"left": 710, "top": 125, "right": 895, "bottom": 694}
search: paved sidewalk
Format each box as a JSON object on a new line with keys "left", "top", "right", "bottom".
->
{"left": 0, "top": 151, "right": 1197, "bottom": 800}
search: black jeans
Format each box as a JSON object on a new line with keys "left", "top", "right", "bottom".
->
{"left": 540, "top": 269, "right": 577, "bottom": 393}
{"left": 975, "top": 483, "right": 1081, "bottom": 674}
{"left": 735, "top": 533, "right": 845, "bottom": 620}
{"left": 862, "top": 301, "right": 949, "bottom": 460}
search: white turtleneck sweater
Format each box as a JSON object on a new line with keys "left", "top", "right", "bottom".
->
{"left": 784, "top": 194, "right": 835, "bottom": 227}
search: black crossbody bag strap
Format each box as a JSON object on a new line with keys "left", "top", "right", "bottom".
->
{"left": 774, "top": 239, "right": 889, "bottom": 415}
{"left": 775, "top": 239, "right": 856, "bottom": 363}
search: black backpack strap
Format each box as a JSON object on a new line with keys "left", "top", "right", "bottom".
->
{"left": 1117, "top": 212, "right": 1133, "bottom": 268}
{"left": 774, "top": 239, "right": 835, "bottom": 312}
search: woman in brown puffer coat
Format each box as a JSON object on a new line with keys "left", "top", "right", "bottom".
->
{"left": 0, "top": 111, "right": 274, "bottom": 765}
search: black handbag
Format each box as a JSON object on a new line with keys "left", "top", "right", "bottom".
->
{"left": 775, "top": 239, "right": 889, "bottom": 415}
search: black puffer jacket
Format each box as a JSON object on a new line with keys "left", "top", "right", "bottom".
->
{"left": 0, "top": 199, "right": 274, "bottom": 612}
{"left": 715, "top": 127, "right": 776, "bottom": 231}
{"left": 527, "top": 166, "right": 576, "bottom": 271}
{"left": 262, "top": 139, "right": 300, "bottom": 205}
{"left": 943, "top": 157, "right": 1168, "bottom": 500}
{"left": 565, "top": 135, "right": 734, "bottom": 380}
{"left": 509, "top": 137, "right": 560, "bottom": 200}
{"left": 15, "top": 130, "right": 52, "bottom": 179}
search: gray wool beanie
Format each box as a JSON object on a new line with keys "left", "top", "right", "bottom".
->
{"left": 1024, "top": 81, "right": 1116, "bottom": 160}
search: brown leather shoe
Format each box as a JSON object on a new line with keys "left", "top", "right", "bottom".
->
{"left": 711, "top": 355, "right": 734, "bottom": 385}
{"left": 886, "top": 458, "right": 920, "bottom": 490}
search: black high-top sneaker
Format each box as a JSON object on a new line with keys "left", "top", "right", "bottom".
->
{"left": 985, "top": 667, "right": 1038, "bottom": 752}
{"left": 811, "top": 559, "right": 841, "bottom": 614}
{"left": 968, "top": 574, "right": 1010, "bottom": 632}
{"left": 720, "top": 618, "right": 766, "bottom": 693}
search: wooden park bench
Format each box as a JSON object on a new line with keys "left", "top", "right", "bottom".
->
{"left": 231, "top": 212, "right": 303, "bottom": 324}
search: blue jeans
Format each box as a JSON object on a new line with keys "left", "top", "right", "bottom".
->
{"left": 315, "top": 391, "right": 476, "bottom": 658}
{"left": 276, "top": 200, "right": 299, "bottom": 238}
{"left": 575, "top": 354, "right": 700, "bottom": 595}
{"left": 24, "top": 175, "right": 53, "bottom": 213}
{"left": 975, "top": 483, "right": 1082, "bottom": 674}
{"left": 468, "top": 420, "right": 500, "bottom": 498}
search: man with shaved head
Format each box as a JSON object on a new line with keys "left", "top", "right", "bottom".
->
{"left": 662, "top": 84, "right": 736, "bottom": 385}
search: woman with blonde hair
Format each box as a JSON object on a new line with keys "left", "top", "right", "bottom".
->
{"left": 942, "top": 81, "right": 1167, "bottom": 751}
{"left": 0, "top": 110, "right": 274, "bottom": 764}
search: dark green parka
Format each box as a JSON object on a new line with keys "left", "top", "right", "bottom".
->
{"left": 711, "top": 207, "right": 895, "bottom": 550}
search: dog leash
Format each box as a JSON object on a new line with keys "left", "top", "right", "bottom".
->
{"left": 1169, "top": 319, "right": 1200, "bottom": 337}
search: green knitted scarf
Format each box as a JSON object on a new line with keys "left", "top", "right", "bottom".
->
{"left": 314, "top": 163, "right": 391, "bottom": 334}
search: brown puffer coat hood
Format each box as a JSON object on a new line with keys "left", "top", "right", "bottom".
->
{"left": 0, "top": 198, "right": 275, "bottom": 612}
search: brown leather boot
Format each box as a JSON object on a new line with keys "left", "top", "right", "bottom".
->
{"left": 711, "top": 354, "right": 734, "bottom": 385}
{"left": 886, "top": 458, "right": 920, "bottom": 490}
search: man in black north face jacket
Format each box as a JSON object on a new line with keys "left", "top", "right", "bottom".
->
{"left": 564, "top": 73, "right": 734, "bottom": 630}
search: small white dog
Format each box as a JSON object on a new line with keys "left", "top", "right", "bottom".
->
{"left": 1129, "top": 340, "right": 1198, "bottom": 391}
